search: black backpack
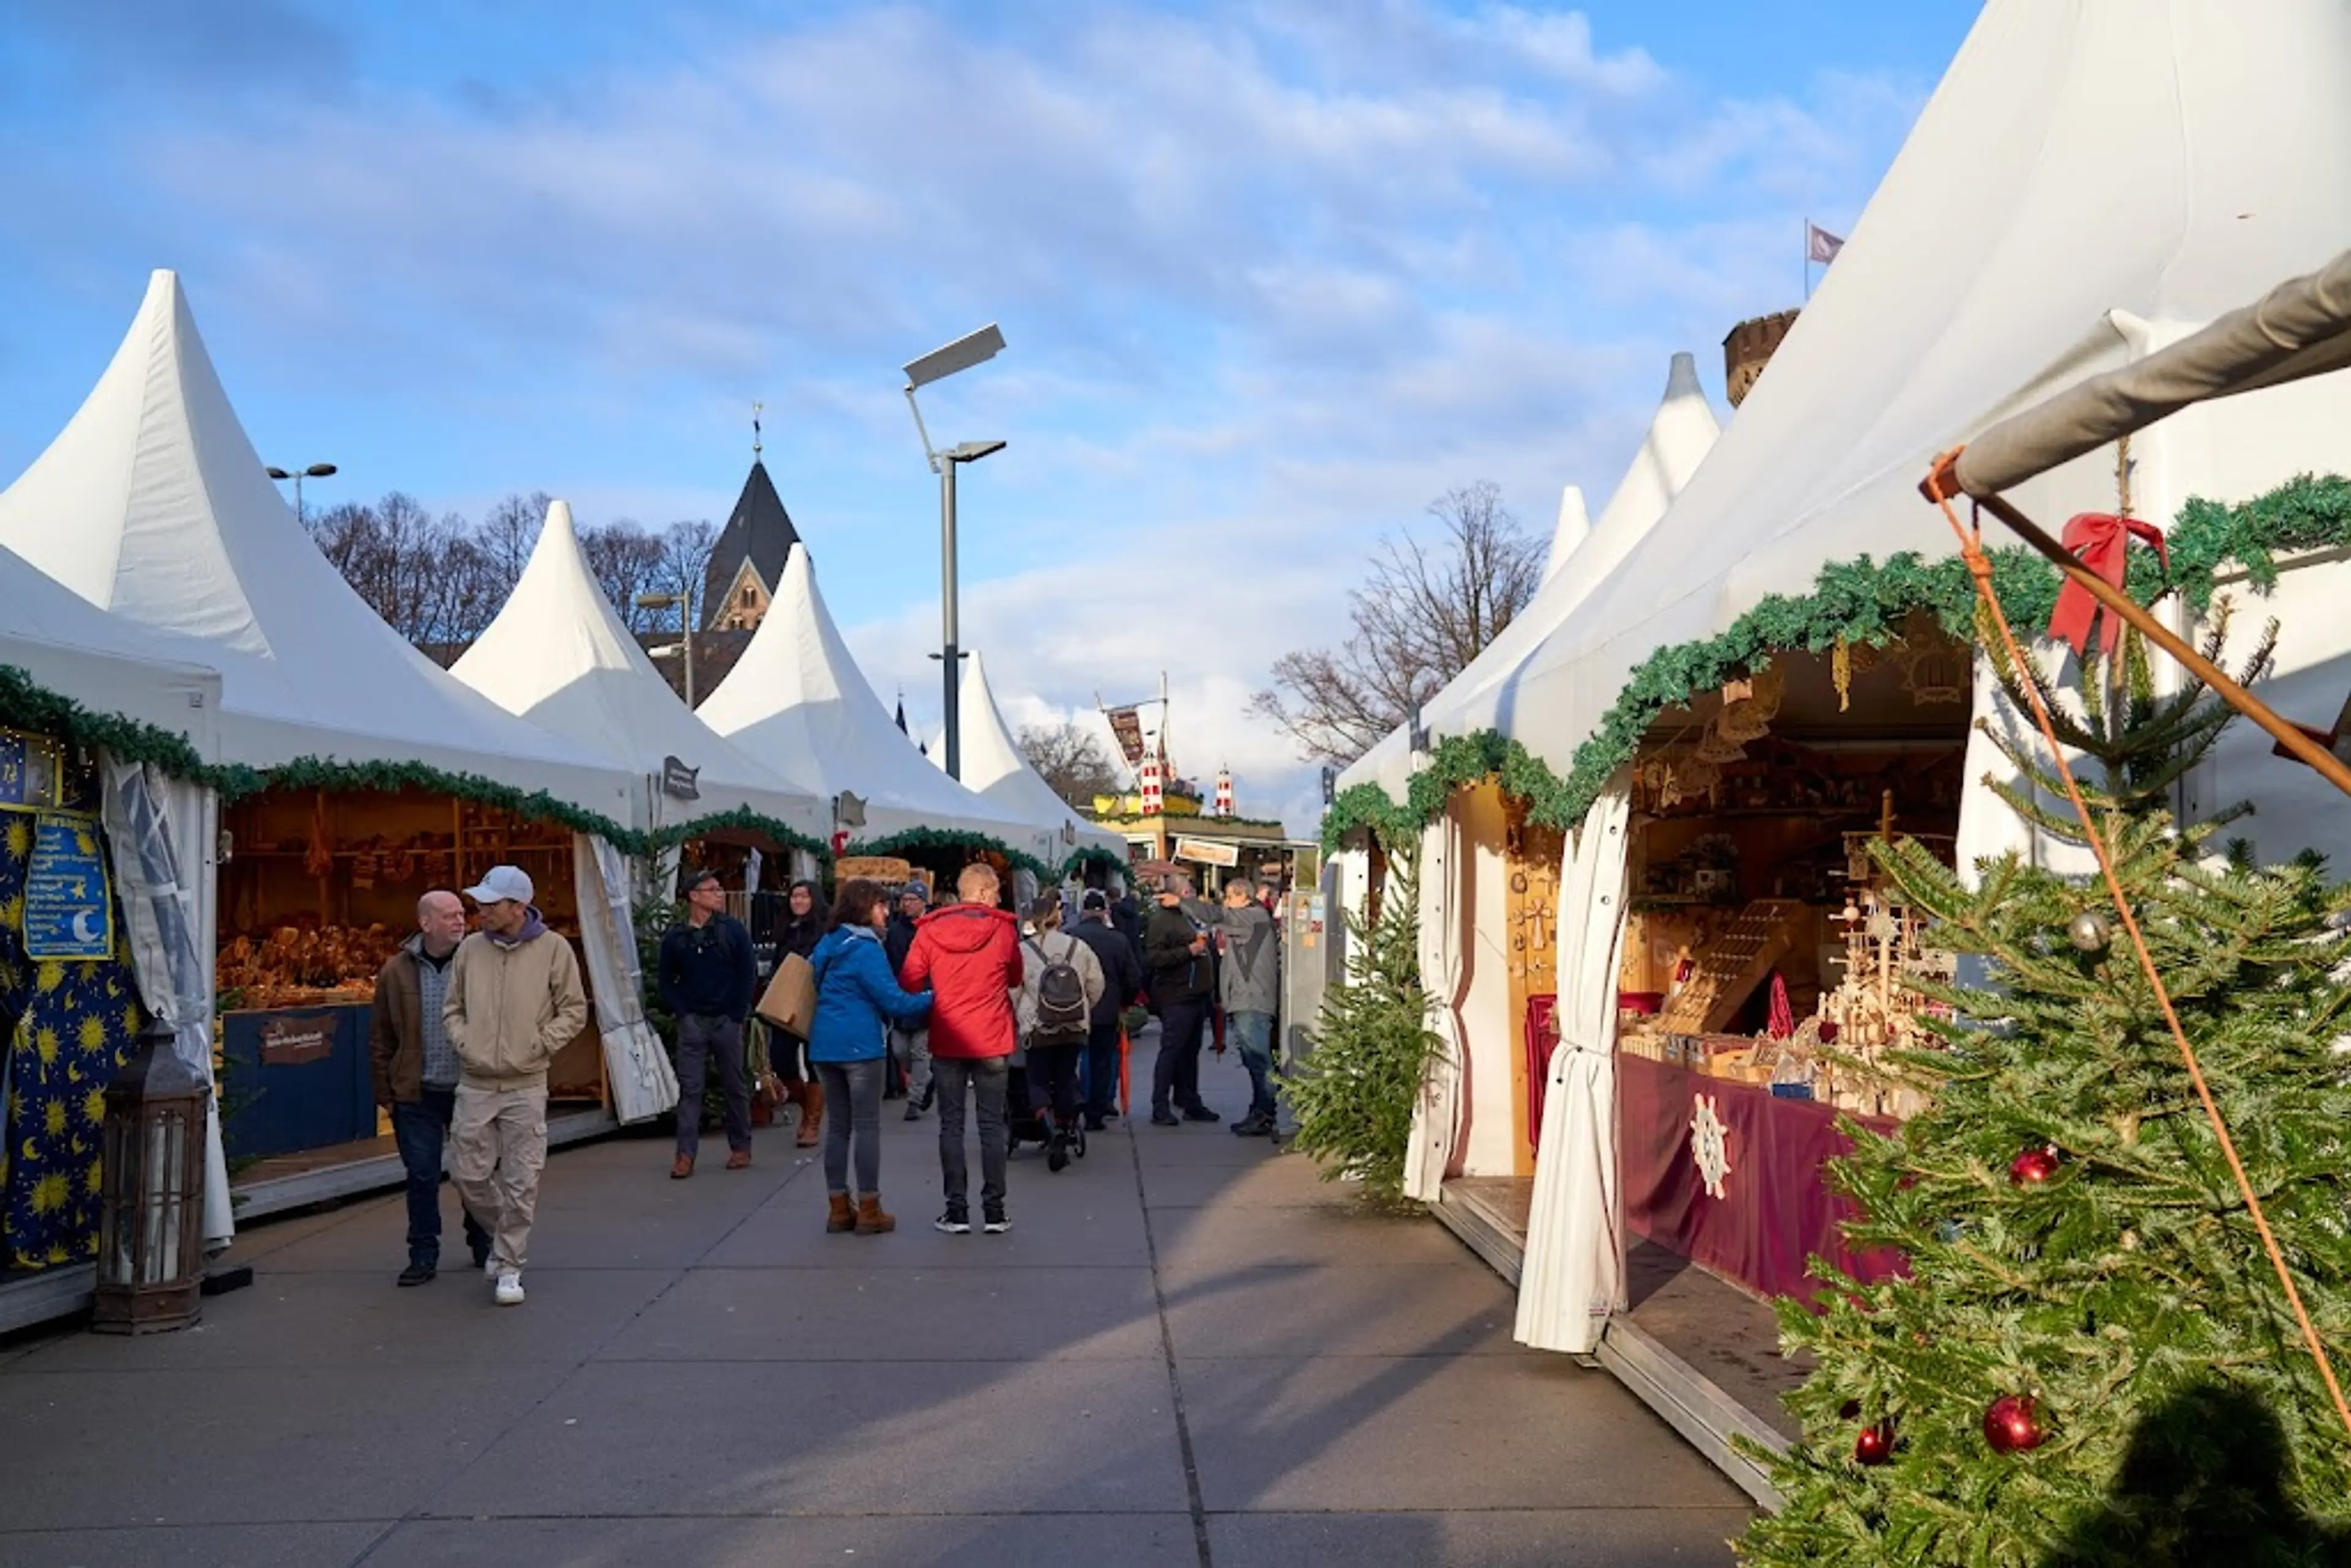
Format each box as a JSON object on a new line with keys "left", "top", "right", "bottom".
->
{"left": 1027, "top": 936, "right": 1090, "bottom": 1045}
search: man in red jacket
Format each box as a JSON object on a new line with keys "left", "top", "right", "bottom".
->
{"left": 901, "top": 861, "right": 1024, "bottom": 1234}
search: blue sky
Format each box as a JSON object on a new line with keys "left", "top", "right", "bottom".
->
{"left": 0, "top": 0, "right": 1978, "bottom": 832}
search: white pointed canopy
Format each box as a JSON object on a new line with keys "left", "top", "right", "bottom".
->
{"left": 0, "top": 271, "right": 637, "bottom": 821}
{"left": 697, "top": 547, "right": 1041, "bottom": 853}
{"left": 0, "top": 542, "right": 223, "bottom": 757}
{"left": 450, "top": 501, "right": 828, "bottom": 841}
{"left": 1506, "top": 0, "right": 2351, "bottom": 782}
{"left": 923, "top": 651, "right": 1128, "bottom": 860}
{"left": 1334, "top": 349, "right": 1719, "bottom": 795}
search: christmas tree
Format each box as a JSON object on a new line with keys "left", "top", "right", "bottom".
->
{"left": 1741, "top": 615, "right": 2351, "bottom": 1565}
{"left": 1287, "top": 860, "right": 1441, "bottom": 1205}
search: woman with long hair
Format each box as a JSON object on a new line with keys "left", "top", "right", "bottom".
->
{"left": 775, "top": 879, "right": 828, "bottom": 1146}
{"left": 808, "top": 879, "right": 932, "bottom": 1234}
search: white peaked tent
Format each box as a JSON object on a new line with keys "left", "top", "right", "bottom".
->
{"left": 450, "top": 501, "right": 828, "bottom": 842}
{"left": 1333, "top": 350, "right": 1720, "bottom": 805}
{"left": 697, "top": 547, "right": 1040, "bottom": 850}
{"left": 0, "top": 271, "right": 637, "bottom": 823}
{"left": 923, "top": 651, "right": 1128, "bottom": 866}
{"left": 1510, "top": 0, "right": 2351, "bottom": 1358}
{"left": 1542, "top": 486, "right": 1591, "bottom": 583}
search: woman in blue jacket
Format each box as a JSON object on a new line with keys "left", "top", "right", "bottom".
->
{"left": 809, "top": 878, "right": 933, "bottom": 1234}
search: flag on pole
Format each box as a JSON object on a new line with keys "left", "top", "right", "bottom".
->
{"left": 1104, "top": 705, "right": 1148, "bottom": 767}
{"left": 1807, "top": 223, "right": 1847, "bottom": 265}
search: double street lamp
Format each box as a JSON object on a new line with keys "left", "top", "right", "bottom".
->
{"left": 637, "top": 588, "right": 697, "bottom": 707}
{"left": 265, "top": 462, "right": 337, "bottom": 526}
{"left": 902, "top": 324, "right": 1007, "bottom": 782}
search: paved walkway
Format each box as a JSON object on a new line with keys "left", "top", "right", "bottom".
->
{"left": 0, "top": 1037, "right": 1750, "bottom": 1566}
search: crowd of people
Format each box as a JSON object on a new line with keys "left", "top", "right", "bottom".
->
{"left": 367, "top": 857, "right": 1288, "bottom": 1303}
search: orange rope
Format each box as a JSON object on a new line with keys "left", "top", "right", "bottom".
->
{"left": 1932, "top": 492, "right": 2351, "bottom": 1441}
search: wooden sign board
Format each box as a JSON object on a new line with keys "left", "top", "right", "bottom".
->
{"left": 1174, "top": 836, "right": 1239, "bottom": 868}
{"left": 258, "top": 1012, "right": 337, "bottom": 1067}
{"left": 834, "top": 856, "right": 913, "bottom": 885}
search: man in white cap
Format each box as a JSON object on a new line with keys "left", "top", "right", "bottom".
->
{"left": 444, "top": 865, "right": 588, "bottom": 1307}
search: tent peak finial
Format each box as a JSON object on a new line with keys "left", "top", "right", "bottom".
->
{"left": 1665, "top": 351, "right": 1703, "bottom": 400}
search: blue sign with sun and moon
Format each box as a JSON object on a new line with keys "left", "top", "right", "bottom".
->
{"left": 23, "top": 812, "right": 112, "bottom": 961}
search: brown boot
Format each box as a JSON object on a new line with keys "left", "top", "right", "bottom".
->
{"left": 795, "top": 1080, "right": 826, "bottom": 1148}
{"left": 854, "top": 1194, "right": 896, "bottom": 1235}
{"left": 670, "top": 1152, "right": 694, "bottom": 1180}
{"left": 826, "top": 1193, "right": 856, "bottom": 1234}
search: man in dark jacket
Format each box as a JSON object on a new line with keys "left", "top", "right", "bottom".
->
{"left": 659, "top": 867, "right": 757, "bottom": 1179}
{"left": 372, "top": 889, "right": 492, "bottom": 1286}
{"left": 1143, "top": 872, "right": 1218, "bottom": 1127}
{"left": 1217, "top": 877, "right": 1283, "bottom": 1136}
{"left": 885, "top": 880, "right": 934, "bottom": 1119}
{"left": 1070, "top": 888, "right": 1145, "bottom": 1129}
{"left": 901, "top": 861, "right": 1024, "bottom": 1234}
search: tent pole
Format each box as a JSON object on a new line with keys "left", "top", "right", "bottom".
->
{"left": 1924, "top": 454, "right": 2351, "bottom": 801}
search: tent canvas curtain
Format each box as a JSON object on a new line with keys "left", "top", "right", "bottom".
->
{"left": 1515, "top": 778, "right": 1632, "bottom": 1354}
{"left": 1404, "top": 812, "right": 1464, "bottom": 1202}
{"left": 100, "top": 757, "right": 233, "bottom": 1252}
{"left": 572, "top": 834, "right": 676, "bottom": 1125}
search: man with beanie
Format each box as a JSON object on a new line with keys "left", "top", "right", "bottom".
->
{"left": 1144, "top": 872, "right": 1218, "bottom": 1127}
{"left": 884, "top": 880, "right": 935, "bottom": 1119}
{"left": 659, "top": 866, "right": 757, "bottom": 1179}
{"left": 372, "top": 888, "right": 492, "bottom": 1286}
{"left": 901, "top": 861, "right": 1023, "bottom": 1234}
{"left": 1015, "top": 892, "right": 1104, "bottom": 1172}
{"left": 1216, "top": 876, "right": 1283, "bottom": 1135}
{"left": 446, "top": 865, "right": 588, "bottom": 1307}
{"left": 1070, "top": 888, "right": 1143, "bottom": 1130}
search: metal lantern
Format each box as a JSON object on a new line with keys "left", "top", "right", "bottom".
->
{"left": 91, "top": 1019, "right": 210, "bottom": 1335}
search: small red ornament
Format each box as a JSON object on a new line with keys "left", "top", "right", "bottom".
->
{"left": 2009, "top": 1144, "right": 2061, "bottom": 1186}
{"left": 1983, "top": 1394, "right": 2045, "bottom": 1454}
{"left": 1853, "top": 1419, "right": 1897, "bottom": 1466}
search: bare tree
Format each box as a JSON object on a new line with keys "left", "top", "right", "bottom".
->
{"left": 579, "top": 519, "right": 670, "bottom": 631}
{"left": 1017, "top": 721, "right": 1124, "bottom": 808}
{"left": 479, "top": 490, "right": 550, "bottom": 593}
{"left": 1251, "top": 481, "right": 1542, "bottom": 765}
{"left": 659, "top": 519, "right": 719, "bottom": 626}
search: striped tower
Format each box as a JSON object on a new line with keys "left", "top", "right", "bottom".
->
{"left": 1140, "top": 754, "right": 1163, "bottom": 816}
{"left": 1213, "top": 768, "right": 1234, "bottom": 817}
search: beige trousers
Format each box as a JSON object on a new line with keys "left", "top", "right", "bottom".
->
{"left": 450, "top": 1081, "right": 548, "bottom": 1272}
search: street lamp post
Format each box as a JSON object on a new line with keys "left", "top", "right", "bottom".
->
{"left": 902, "top": 323, "right": 1007, "bottom": 782}
{"left": 636, "top": 585, "right": 696, "bottom": 707}
{"left": 264, "top": 462, "right": 338, "bottom": 527}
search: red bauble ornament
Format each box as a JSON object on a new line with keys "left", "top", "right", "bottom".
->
{"left": 1982, "top": 1394, "right": 2046, "bottom": 1454}
{"left": 2009, "top": 1144, "right": 2061, "bottom": 1186}
{"left": 1853, "top": 1419, "right": 1897, "bottom": 1466}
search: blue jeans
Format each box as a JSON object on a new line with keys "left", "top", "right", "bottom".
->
{"left": 391, "top": 1086, "right": 491, "bottom": 1267}
{"left": 1228, "top": 1010, "right": 1277, "bottom": 1119}
{"left": 816, "top": 1059, "right": 885, "bottom": 1196}
{"left": 1082, "top": 1018, "right": 1123, "bottom": 1120}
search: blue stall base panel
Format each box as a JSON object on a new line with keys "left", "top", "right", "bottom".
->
{"left": 222, "top": 1003, "right": 379, "bottom": 1161}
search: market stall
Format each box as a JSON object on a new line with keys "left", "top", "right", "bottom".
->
{"left": 0, "top": 271, "right": 647, "bottom": 1161}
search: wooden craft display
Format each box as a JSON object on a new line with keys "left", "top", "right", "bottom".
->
{"left": 1655, "top": 898, "right": 1807, "bottom": 1034}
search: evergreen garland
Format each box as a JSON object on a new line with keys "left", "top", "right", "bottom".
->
{"left": 1059, "top": 845, "right": 1130, "bottom": 882}
{"left": 1321, "top": 473, "right": 2351, "bottom": 852}
{"left": 648, "top": 806, "right": 829, "bottom": 863}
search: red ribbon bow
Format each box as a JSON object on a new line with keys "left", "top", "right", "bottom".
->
{"left": 2046, "top": 511, "right": 2167, "bottom": 656}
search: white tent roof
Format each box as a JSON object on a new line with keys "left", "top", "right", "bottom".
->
{"left": 450, "top": 501, "right": 828, "bottom": 841}
{"left": 1542, "top": 485, "right": 1591, "bottom": 584}
{"left": 0, "top": 543, "right": 222, "bottom": 760}
{"left": 1335, "top": 349, "right": 1719, "bottom": 795}
{"left": 1506, "top": 0, "right": 2351, "bottom": 784}
{"left": 696, "top": 546, "right": 1043, "bottom": 852}
{"left": 921, "top": 651, "right": 1128, "bottom": 861}
{"left": 0, "top": 271, "right": 637, "bottom": 823}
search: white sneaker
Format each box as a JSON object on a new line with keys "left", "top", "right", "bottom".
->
{"left": 493, "top": 1271, "right": 525, "bottom": 1306}
{"left": 485, "top": 1255, "right": 501, "bottom": 1281}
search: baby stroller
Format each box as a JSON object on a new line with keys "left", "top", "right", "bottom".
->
{"left": 1005, "top": 1052, "right": 1088, "bottom": 1168}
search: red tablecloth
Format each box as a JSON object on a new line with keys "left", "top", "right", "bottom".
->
{"left": 1618, "top": 1054, "right": 1906, "bottom": 1304}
